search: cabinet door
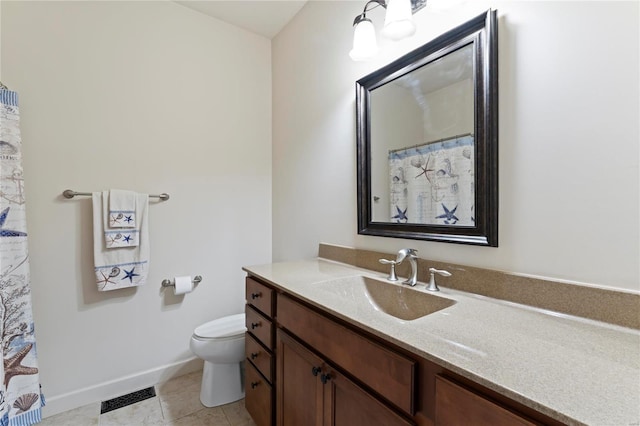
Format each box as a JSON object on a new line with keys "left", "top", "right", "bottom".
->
{"left": 323, "top": 366, "right": 414, "bottom": 426}
{"left": 278, "top": 294, "right": 415, "bottom": 415}
{"left": 277, "top": 330, "right": 324, "bottom": 426}
{"left": 435, "top": 376, "right": 537, "bottom": 426}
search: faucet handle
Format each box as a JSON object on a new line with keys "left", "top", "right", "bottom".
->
{"left": 426, "top": 268, "right": 451, "bottom": 292}
{"left": 378, "top": 259, "right": 399, "bottom": 281}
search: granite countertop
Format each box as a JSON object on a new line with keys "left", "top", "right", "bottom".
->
{"left": 243, "top": 258, "right": 640, "bottom": 426}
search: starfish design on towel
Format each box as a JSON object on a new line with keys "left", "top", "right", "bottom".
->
{"left": 97, "top": 270, "right": 116, "bottom": 290}
{"left": 124, "top": 215, "right": 133, "bottom": 224}
{"left": 122, "top": 267, "right": 140, "bottom": 283}
{"left": 436, "top": 203, "right": 459, "bottom": 224}
{"left": 0, "top": 207, "right": 27, "bottom": 237}
{"left": 110, "top": 213, "right": 124, "bottom": 226}
{"left": 123, "top": 234, "right": 132, "bottom": 243}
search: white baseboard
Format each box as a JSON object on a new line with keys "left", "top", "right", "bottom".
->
{"left": 41, "top": 357, "right": 203, "bottom": 418}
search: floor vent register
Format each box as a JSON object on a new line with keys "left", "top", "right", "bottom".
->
{"left": 100, "top": 386, "right": 157, "bottom": 414}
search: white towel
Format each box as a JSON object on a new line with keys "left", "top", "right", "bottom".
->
{"left": 93, "top": 191, "right": 149, "bottom": 291}
{"left": 105, "top": 190, "right": 139, "bottom": 247}
{"left": 109, "top": 189, "right": 136, "bottom": 228}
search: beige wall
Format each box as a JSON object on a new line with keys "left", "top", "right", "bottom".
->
{"left": 370, "top": 82, "right": 423, "bottom": 221}
{"left": 2, "top": 1, "right": 271, "bottom": 415}
{"left": 423, "top": 78, "right": 474, "bottom": 142}
{"left": 272, "top": 1, "right": 639, "bottom": 292}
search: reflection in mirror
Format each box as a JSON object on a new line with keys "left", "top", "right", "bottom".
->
{"left": 356, "top": 10, "right": 498, "bottom": 246}
{"left": 371, "top": 44, "right": 474, "bottom": 225}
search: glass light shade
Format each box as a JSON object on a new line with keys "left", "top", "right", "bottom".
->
{"left": 349, "top": 19, "right": 378, "bottom": 61}
{"left": 381, "top": 0, "right": 416, "bottom": 41}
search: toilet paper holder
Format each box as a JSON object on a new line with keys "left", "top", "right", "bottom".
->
{"left": 161, "top": 275, "right": 202, "bottom": 288}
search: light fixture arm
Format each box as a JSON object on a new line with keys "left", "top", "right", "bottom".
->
{"left": 352, "top": 0, "right": 387, "bottom": 26}
{"left": 352, "top": 0, "right": 425, "bottom": 26}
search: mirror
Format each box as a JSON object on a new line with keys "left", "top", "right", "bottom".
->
{"left": 356, "top": 10, "right": 498, "bottom": 246}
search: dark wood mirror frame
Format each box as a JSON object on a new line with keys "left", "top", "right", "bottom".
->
{"left": 356, "top": 10, "right": 498, "bottom": 246}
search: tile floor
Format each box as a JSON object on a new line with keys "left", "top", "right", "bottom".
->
{"left": 39, "top": 371, "right": 257, "bottom": 426}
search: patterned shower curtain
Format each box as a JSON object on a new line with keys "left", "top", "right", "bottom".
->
{"left": 0, "top": 88, "right": 44, "bottom": 425}
{"left": 389, "top": 134, "right": 475, "bottom": 226}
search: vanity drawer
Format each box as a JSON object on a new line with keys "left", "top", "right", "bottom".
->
{"left": 246, "top": 277, "right": 274, "bottom": 317}
{"left": 246, "top": 305, "right": 274, "bottom": 350}
{"left": 277, "top": 294, "right": 416, "bottom": 415}
{"left": 245, "top": 361, "right": 273, "bottom": 426}
{"left": 435, "top": 376, "right": 537, "bottom": 426}
{"left": 246, "top": 332, "right": 273, "bottom": 383}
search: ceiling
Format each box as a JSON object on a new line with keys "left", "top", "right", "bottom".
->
{"left": 175, "top": 1, "right": 308, "bottom": 39}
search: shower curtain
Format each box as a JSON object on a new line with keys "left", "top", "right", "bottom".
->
{"left": 0, "top": 87, "right": 44, "bottom": 425}
{"left": 389, "top": 134, "right": 475, "bottom": 225}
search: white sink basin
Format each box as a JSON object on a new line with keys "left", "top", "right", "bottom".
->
{"left": 317, "top": 275, "right": 456, "bottom": 320}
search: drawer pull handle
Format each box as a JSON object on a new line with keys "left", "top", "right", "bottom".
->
{"left": 250, "top": 352, "right": 259, "bottom": 360}
{"left": 251, "top": 322, "right": 261, "bottom": 329}
{"left": 311, "top": 366, "right": 321, "bottom": 376}
{"left": 320, "top": 373, "right": 331, "bottom": 384}
{"left": 251, "top": 292, "right": 262, "bottom": 299}
{"left": 250, "top": 381, "right": 260, "bottom": 389}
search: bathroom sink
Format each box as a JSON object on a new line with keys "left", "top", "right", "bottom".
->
{"left": 316, "top": 276, "right": 456, "bottom": 320}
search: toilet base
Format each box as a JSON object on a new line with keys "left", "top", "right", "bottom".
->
{"left": 199, "top": 360, "right": 245, "bottom": 407}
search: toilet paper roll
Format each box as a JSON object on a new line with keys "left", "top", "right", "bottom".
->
{"left": 174, "top": 276, "right": 193, "bottom": 295}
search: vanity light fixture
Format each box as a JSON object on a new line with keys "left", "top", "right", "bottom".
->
{"left": 349, "top": 0, "right": 426, "bottom": 61}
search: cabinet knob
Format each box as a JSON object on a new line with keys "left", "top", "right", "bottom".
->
{"left": 311, "top": 366, "right": 321, "bottom": 376}
{"left": 251, "top": 292, "right": 262, "bottom": 299}
{"left": 250, "top": 381, "right": 260, "bottom": 389}
{"left": 250, "top": 322, "right": 260, "bottom": 329}
{"left": 320, "top": 373, "right": 331, "bottom": 384}
{"left": 250, "top": 352, "right": 259, "bottom": 360}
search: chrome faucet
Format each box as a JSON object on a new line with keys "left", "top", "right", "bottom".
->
{"left": 396, "top": 248, "right": 418, "bottom": 286}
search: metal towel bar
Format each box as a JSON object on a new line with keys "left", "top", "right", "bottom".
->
{"left": 62, "top": 189, "right": 169, "bottom": 201}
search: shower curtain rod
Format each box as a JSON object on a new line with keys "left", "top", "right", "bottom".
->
{"left": 62, "top": 189, "right": 170, "bottom": 201}
{"left": 388, "top": 132, "right": 474, "bottom": 154}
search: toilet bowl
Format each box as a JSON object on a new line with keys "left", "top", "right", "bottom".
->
{"left": 190, "top": 313, "right": 247, "bottom": 407}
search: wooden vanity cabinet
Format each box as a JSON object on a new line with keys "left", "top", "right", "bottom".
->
{"left": 435, "top": 376, "right": 537, "bottom": 426}
{"left": 276, "top": 330, "right": 324, "bottom": 426}
{"left": 245, "top": 359, "right": 272, "bottom": 426}
{"left": 245, "top": 277, "right": 276, "bottom": 426}
{"left": 276, "top": 293, "right": 415, "bottom": 426}
{"left": 246, "top": 277, "right": 274, "bottom": 317}
{"left": 277, "top": 330, "right": 413, "bottom": 426}
{"left": 277, "top": 293, "right": 416, "bottom": 416}
{"left": 244, "top": 274, "right": 565, "bottom": 426}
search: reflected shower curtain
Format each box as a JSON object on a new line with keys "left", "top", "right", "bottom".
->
{"left": 389, "top": 134, "right": 475, "bottom": 226}
{"left": 0, "top": 88, "right": 44, "bottom": 425}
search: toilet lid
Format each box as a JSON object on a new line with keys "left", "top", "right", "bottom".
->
{"left": 194, "top": 313, "right": 246, "bottom": 339}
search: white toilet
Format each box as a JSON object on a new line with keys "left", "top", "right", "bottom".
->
{"left": 190, "top": 313, "right": 247, "bottom": 407}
